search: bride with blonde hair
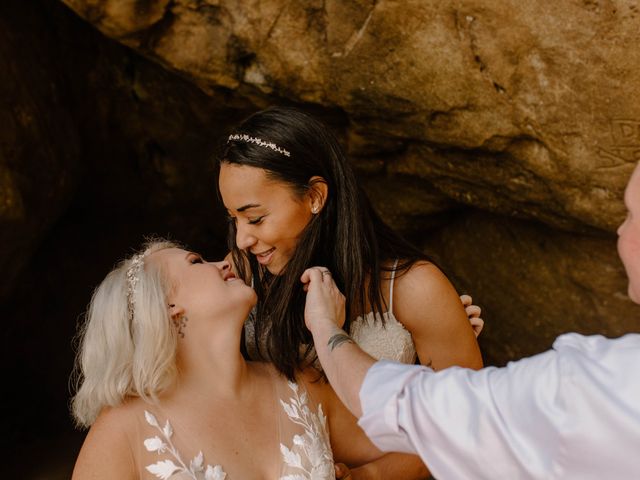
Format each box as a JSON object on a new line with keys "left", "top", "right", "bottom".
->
{"left": 71, "top": 240, "right": 381, "bottom": 479}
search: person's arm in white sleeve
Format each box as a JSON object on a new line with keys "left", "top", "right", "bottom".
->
{"left": 358, "top": 352, "right": 564, "bottom": 479}
{"left": 302, "top": 266, "right": 567, "bottom": 479}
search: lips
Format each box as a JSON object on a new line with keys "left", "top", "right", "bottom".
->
{"left": 253, "top": 247, "right": 275, "bottom": 265}
{"left": 223, "top": 271, "right": 237, "bottom": 282}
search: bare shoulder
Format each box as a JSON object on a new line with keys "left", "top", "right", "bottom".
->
{"left": 397, "top": 260, "right": 450, "bottom": 287}
{"left": 72, "top": 403, "right": 137, "bottom": 480}
{"left": 393, "top": 261, "right": 483, "bottom": 369}
{"left": 393, "top": 261, "right": 461, "bottom": 321}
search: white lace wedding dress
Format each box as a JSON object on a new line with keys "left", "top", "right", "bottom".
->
{"left": 138, "top": 380, "right": 333, "bottom": 479}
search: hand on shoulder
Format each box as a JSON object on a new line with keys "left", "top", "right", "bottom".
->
{"left": 460, "top": 293, "right": 484, "bottom": 337}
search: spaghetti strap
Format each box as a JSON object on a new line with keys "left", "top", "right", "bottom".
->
{"left": 389, "top": 259, "right": 399, "bottom": 314}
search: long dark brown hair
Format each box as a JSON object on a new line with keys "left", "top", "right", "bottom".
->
{"left": 218, "top": 106, "right": 431, "bottom": 380}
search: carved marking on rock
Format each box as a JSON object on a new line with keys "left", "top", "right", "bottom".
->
{"left": 610, "top": 119, "right": 640, "bottom": 146}
{"left": 598, "top": 119, "right": 640, "bottom": 166}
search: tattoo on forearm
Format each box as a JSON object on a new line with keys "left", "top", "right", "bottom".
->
{"left": 327, "top": 331, "right": 355, "bottom": 352}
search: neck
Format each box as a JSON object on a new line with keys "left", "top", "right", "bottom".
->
{"left": 170, "top": 323, "right": 253, "bottom": 403}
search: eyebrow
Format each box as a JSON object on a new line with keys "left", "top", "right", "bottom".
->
{"left": 236, "top": 203, "right": 261, "bottom": 212}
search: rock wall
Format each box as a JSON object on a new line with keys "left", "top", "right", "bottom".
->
{"left": 428, "top": 211, "right": 635, "bottom": 366}
{"left": 43, "top": 0, "right": 640, "bottom": 359}
{"left": 62, "top": 0, "right": 640, "bottom": 232}
{"left": 58, "top": 0, "right": 640, "bottom": 350}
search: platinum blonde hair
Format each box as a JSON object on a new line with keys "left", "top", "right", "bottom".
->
{"left": 71, "top": 240, "right": 179, "bottom": 427}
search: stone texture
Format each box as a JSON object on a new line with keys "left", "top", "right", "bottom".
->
{"left": 62, "top": 0, "right": 640, "bottom": 232}
{"left": 427, "top": 211, "right": 639, "bottom": 366}
{"left": 54, "top": 0, "right": 640, "bottom": 361}
{"left": 363, "top": 174, "right": 461, "bottom": 237}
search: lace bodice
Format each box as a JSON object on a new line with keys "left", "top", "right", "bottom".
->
{"left": 139, "top": 380, "right": 333, "bottom": 479}
{"left": 349, "top": 310, "right": 417, "bottom": 364}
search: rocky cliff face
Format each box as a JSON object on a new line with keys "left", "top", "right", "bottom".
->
{"left": 3, "top": 0, "right": 639, "bottom": 379}
{"left": 62, "top": 0, "right": 640, "bottom": 233}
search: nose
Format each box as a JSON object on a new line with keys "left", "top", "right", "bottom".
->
{"left": 235, "top": 223, "right": 257, "bottom": 250}
{"left": 618, "top": 216, "right": 629, "bottom": 236}
{"left": 212, "top": 259, "right": 230, "bottom": 271}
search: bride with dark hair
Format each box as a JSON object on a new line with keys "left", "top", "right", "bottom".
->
{"left": 71, "top": 240, "right": 382, "bottom": 479}
{"left": 219, "top": 107, "right": 484, "bottom": 477}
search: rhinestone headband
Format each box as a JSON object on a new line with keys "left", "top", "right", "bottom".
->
{"left": 227, "top": 133, "right": 291, "bottom": 157}
{"left": 126, "top": 251, "right": 148, "bottom": 323}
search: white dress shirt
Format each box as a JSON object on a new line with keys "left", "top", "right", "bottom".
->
{"left": 358, "top": 333, "right": 640, "bottom": 479}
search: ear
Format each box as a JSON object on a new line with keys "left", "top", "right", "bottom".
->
{"left": 307, "top": 176, "right": 328, "bottom": 214}
{"left": 168, "top": 302, "right": 185, "bottom": 322}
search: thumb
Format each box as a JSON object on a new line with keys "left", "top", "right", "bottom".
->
{"left": 334, "top": 463, "right": 350, "bottom": 478}
{"left": 300, "top": 268, "right": 313, "bottom": 285}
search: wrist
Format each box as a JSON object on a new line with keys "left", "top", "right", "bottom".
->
{"left": 310, "top": 319, "right": 342, "bottom": 339}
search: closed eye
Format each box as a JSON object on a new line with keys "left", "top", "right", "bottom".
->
{"left": 248, "top": 216, "right": 265, "bottom": 225}
{"left": 189, "top": 253, "right": 204, "bottom": 264}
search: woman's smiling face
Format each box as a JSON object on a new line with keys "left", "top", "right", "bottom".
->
{"left": 152, "top": 247, "right": 257, "bottom": 327}
{"left": 219, "top": 163, "right": 314, "bottom": 275}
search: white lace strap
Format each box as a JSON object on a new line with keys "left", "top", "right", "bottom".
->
{"left": 389, "top": 259, "right": 399, "bottom": 314}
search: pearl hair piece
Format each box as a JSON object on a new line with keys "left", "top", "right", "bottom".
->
{"left": 228, "top": 133, "right": 291, "bottom": 157}
{"left": 126, "top": 252, "right": 148, "bottom": 323}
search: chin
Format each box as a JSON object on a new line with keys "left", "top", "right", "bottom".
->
{"left": 248, "top": 288, "right": 258, "bottom": 305}
{"left": 266, "top": 263, "right": 284, "bottom": 275}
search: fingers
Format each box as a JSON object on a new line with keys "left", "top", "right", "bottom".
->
{"left": 301, "top": 267, "right": 332, "bottom": 285}
{"left": 461, "top": 294, "right": 481, "bottom": 317}
{"left": 334, "top": 463, "right": 351, "bottom": 479}
{"left": 471, "top": 317, "right": 484, "bottom": 337}
{"left": 461, "top": 294, "right": 484, "bottom": 336}
{"left": 302, "top": 266, "right": 347, "bottom": 332}
{"left": 465, "top": 305, "right": 481, "bottom": 318}
{"left": 460, "top": 294, "right": 472, "bottom": 307}
{"left": 300, "top": 267, "right": 318, "bottom": 285}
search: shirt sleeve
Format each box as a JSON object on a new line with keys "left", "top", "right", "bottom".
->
{"left": 358, "top": 353, "right": 564, "bottom": 480}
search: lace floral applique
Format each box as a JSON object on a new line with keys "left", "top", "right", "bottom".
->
{"left": 279, "top": 382, "right": 334, "bottom": 480}
{"left": 143, "top": 410, "right": 226, "bottom": 480}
